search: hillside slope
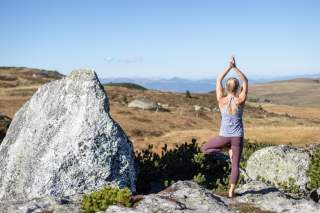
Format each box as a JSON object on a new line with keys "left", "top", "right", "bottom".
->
{"left": 0, "top": 67, "right": 64, "bottom": 88}
{"left": 248, "top": 78, "right": 320, "bottom": 107}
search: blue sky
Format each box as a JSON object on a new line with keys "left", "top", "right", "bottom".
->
{"left": 0, "top": 0, "right": 319, "bottom": 79}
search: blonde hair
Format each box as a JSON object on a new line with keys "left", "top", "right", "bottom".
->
{"left": 225, "top": 77, "right": 240, "bottom": 115}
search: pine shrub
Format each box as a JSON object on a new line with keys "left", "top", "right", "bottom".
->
{"left": 81, "top": 186, "right": 132, "bottom": 213}
{"left": 307, "top": 145, "right": 320, "bottom": 189}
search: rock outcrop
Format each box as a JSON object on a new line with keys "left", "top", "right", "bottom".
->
{"left": 0, "top": 70, "right": 136, "bottom": 201}
{"left": 245, "top": 145, "right": 310, "bottom": 190}
{"left": 231, "top": 180, "right": 320, "bottom": 213}
{"left": 1, "top": 180, "right": 319, "bottom": 212}
{"left": 106, "top": 181, "right": 232, "bottom": 213}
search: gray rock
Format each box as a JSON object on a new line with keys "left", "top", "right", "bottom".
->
{"left": 245, "top": 145, "right": 310, "bottom": 190}
{"left": 1, "top": 180, "right": 319, "bottom": 213}
{"left": 229, "top": 180, "right": 320, "bottom": 213}
{"left": 0, "top": 70, "right": 136, "bottom": 201}
{"left": 128, "top": 99, "right": 163, "bottom": 111}
{"left": 0, "top": 194, "right": 82, "bottom": 213}
{"left": 105, "top": 180, "right": 233, "bottom": 213}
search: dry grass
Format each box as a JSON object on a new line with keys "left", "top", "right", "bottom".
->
{"left": 1, "top": 79, "right": 320, "bottom": 154}
{"left": 249, "top": 78, "right": 320, "bottom": 107}
{"left": 254, "top": 102, "right": 320, "bottom": 120}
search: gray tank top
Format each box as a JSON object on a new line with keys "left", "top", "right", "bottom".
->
{"left": 219, "top": 95, "right": 244, "bottom": 137}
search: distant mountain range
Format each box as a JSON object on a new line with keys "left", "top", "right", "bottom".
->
{"left": 100, "top": 73, "right": 320, "bottom": 93}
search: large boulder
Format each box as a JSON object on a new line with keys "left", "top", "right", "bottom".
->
{"left": 245, "top": 145, "right": 310, "bottom": 190}
{"left": 0, "top": 70, "right": 136, "bottom": 201}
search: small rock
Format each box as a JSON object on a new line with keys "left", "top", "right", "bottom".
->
{"left": 128, "top": 99, "right": 160, "bottom": 111}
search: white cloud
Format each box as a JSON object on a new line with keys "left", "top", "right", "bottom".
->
{"left": 119, "top": 55, "right": 143, "bottom": 64}
{"left": 105, "top": 55, "right": 143, "bottom": 64}
{"left": 105, "top": 57, "right": 114, "bottom": 63}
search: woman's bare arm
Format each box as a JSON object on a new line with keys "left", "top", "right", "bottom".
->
{"left": 216, "top": 65, "right": 232, "bottom": 101}
{"left": 234, "top": 66, "right": 248, "bottom": 104}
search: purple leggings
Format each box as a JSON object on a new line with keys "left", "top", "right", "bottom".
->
{"left": 201, "top": 135, "right": 244, "bottom": 184}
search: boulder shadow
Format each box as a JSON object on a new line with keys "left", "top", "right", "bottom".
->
{"left": 237, "top": 186, "right": 279, "bottom": 196}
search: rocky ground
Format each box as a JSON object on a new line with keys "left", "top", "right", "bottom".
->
{"left": 0, "top": 180, "right": 319, "bottom": 213}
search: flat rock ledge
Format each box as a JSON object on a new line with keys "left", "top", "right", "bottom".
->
{"left": 1, "top": 180, "right": 320, "bottom": 213}
{"left": 0, "top": 181, "right": 320, "bottom": 213}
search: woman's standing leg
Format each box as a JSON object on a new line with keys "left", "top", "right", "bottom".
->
{"left": 201, "top": 135, "right": 231, "bottom": 155}
{"left": 228, "top": 136, "right": 244, "bottom": 197}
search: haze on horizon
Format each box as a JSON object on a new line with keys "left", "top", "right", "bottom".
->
{"left": 0, "top": 0, "right": 319, "bottom": 79}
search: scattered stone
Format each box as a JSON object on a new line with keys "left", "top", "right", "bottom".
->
{"left": 203, "top": 107, "right": 211, "bottom": 112}
{"left": 212, "top": 107, "right": 220, "bottom": 112}
{"left": 128, "top": 99, "right": 166, "bottom": 112}
{"left": 0, "top": 70, "right": 137, "bottom": 201}
{"left": 194, "top": 105, "right": 202, "bottom": 111}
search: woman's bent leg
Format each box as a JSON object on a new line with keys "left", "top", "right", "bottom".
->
{"left": 229, "top": 137, "right": 244, "bottom": 184}
{"left": 201, "top": 136, "right": 231, "bottom": 155}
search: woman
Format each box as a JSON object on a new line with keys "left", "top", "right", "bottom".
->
{"left": 201, "top": 56, "right": 248, "bottom": 198}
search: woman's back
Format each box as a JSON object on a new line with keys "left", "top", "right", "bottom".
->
{"left": 219, "top": 96, "right": 244, "bottom": 137}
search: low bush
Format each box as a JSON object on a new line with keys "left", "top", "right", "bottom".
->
{"left": 81, "top": 186, "right": 132, "bottom": 213}
{"left": 307, "top": 145, "right": 320, "bottom": 190}
{"left": 135, "top": 139, "right": 230, "bottom": 194}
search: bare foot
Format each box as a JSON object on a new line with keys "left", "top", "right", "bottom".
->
{"left": 228, "top": 184, "right": 236, "bottom": 198}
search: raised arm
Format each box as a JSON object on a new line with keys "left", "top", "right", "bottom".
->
{"left": 234, "top": 66, "right": 248, "bottom": 105}
{"left": 216, "top": 65, "right": 232, "bottom": 101}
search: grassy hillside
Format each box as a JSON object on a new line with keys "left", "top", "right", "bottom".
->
{"left": 0, "top": 67, "right": 64, "bottom": 88}
{"left": 248, "top": 78, "right": 320, "bottom": 107}
{"left": 0, "top": 70, "right": 319, "bottom": 153}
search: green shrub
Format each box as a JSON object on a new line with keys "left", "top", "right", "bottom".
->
{"left": 275, "top": 177, "right": 301, "bottom": 194}
{"left": 307, "top": 145, "right": 320, "bottom": 190}
{"left": 135, "top": 139, "right": 230, "bottom": 193}
{"left": 193, "top": 173, "right": 206, "bottom": 185}
{"left": 81, "top": 186, "right": 132, "bottom": 213}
